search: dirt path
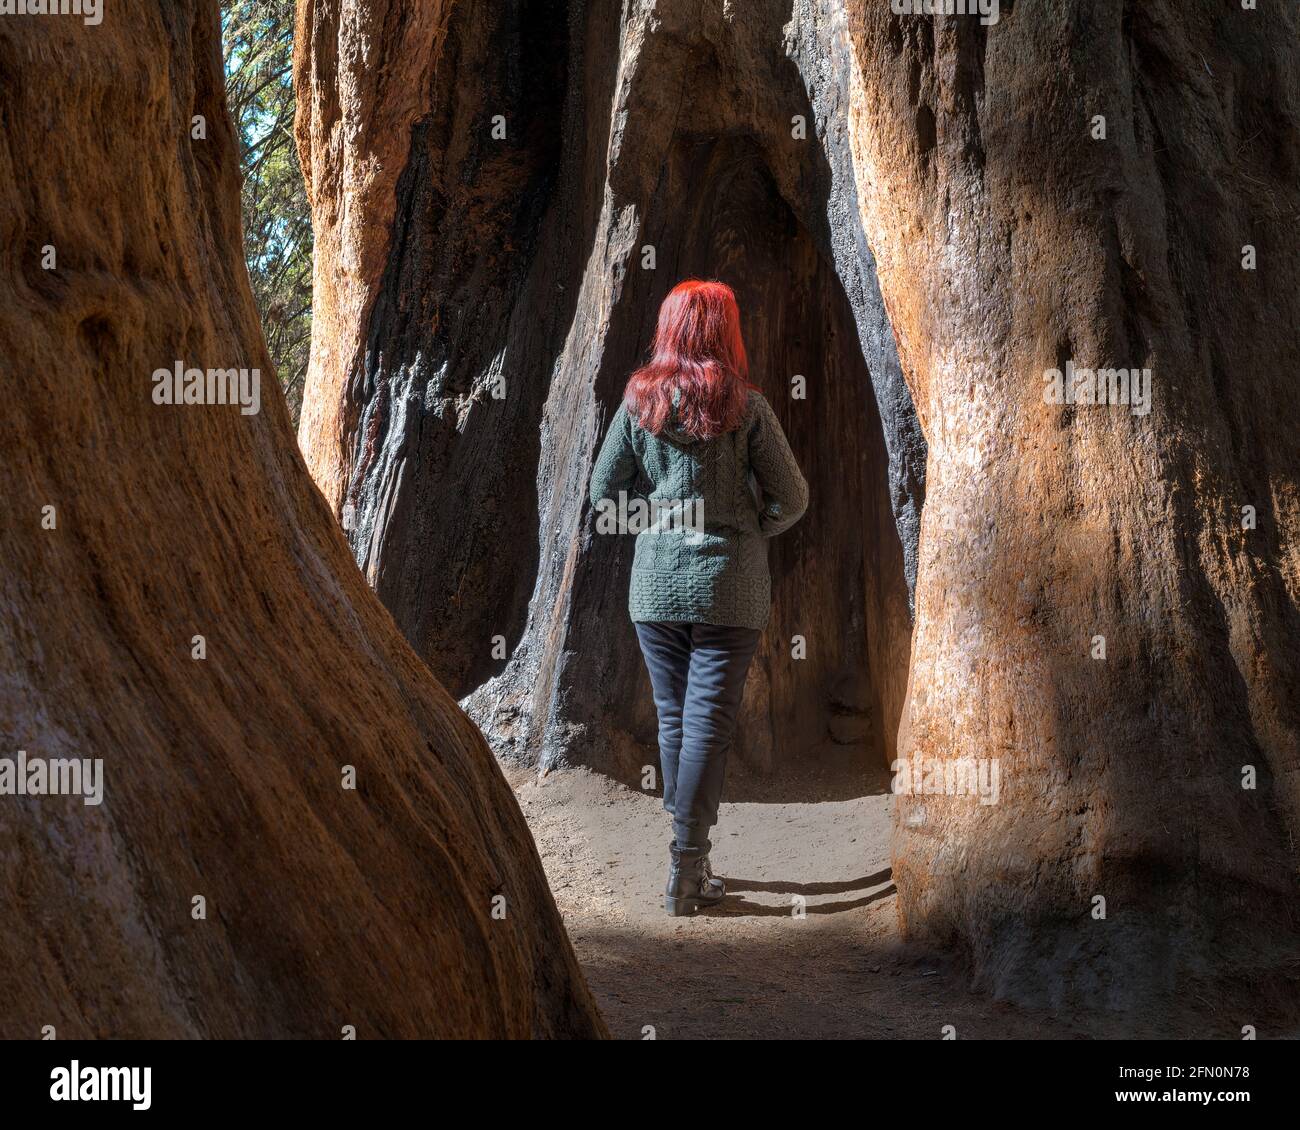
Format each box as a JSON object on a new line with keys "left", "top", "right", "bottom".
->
{"left": 510, "top": 765, "right": 1105, "bottom": 1040}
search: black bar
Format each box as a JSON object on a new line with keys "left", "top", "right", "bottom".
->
{"left": 2, "top": 1037, "right": 1292, "bottom": 1116}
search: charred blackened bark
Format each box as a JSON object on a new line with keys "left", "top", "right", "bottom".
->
{"left": 298, "top": 0, "right": 927, "bottom": 786}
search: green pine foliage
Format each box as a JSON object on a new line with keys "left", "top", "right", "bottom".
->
{"left": 222, "top": 0, "right": 312, "bottom": 426}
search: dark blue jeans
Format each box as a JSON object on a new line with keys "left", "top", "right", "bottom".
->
{"left": 634, "top": 621, "right": 762, "bottom": 848}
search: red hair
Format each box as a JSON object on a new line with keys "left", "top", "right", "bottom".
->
{"left": 625, "top": 279, "right": 753, "bottom": 440}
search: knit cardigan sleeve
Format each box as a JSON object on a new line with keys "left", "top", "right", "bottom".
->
{"left": 748, "top": 396, "right": 809, "bottom": 537}
{"left": 590, "top": 401, "right": 640, "bottom": 507}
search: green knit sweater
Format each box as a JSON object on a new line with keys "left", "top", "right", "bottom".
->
{"left": 589, "top": 390, "right": 808, "bottom": 629}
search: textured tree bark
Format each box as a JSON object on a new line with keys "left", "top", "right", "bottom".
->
{"left": 299, "top": 0, "right": 1300, "bottom": 1011}
{"left": 296, "top": 0, "right": 927, "bottom": 785}
{"left": 0, "top": 3, "right": 604, "bottom": 1039}
{"left": 843, "top": 0, "right": 1300, "bottom": 1007}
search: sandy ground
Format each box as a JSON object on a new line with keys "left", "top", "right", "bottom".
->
{"left": 510, "top": 764, "right": 1100, "bottom": 1040}
{"left": 511, "top": 765, "right": 1300, "bottom": 1040}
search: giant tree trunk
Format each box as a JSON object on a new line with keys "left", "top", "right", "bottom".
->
{"left": 295, "top": 0, "right": 927, "bottom": 785}
{"left": 843, "top": 0, "right": 1300, "bottom": 1006}
{"left": 299, "top": 0, "right": 1300, "bottom": 1010}
{"left": 0, "top": 3, "right": 603, "bottom": 1039}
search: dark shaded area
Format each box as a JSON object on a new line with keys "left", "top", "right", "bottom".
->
{"left": 558, "top": 131, "right": 911, "bottom": 786}
{"left": 570, "top": 928, "right": 1263, "bottom": 1041}
{"left": 727, "top": 867, "right": 893, "bottom": 896}
{"left": 343, "top": 0, "right": 579, "bottom": 697}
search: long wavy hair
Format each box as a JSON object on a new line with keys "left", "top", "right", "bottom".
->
{"left": 624, "top": 279, "right": 753, "bottom": 440}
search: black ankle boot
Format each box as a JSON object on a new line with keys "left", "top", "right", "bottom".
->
{"left": 665, "top": 840, "right": 725, "bottom": 916}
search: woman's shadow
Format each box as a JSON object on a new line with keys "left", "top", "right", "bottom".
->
{"left": 710, "top": 868, "right": 895, "bottom": 917}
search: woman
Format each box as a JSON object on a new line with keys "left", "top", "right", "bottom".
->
{"left": 589, "top": 279, "right": 808, "bottom": 916}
